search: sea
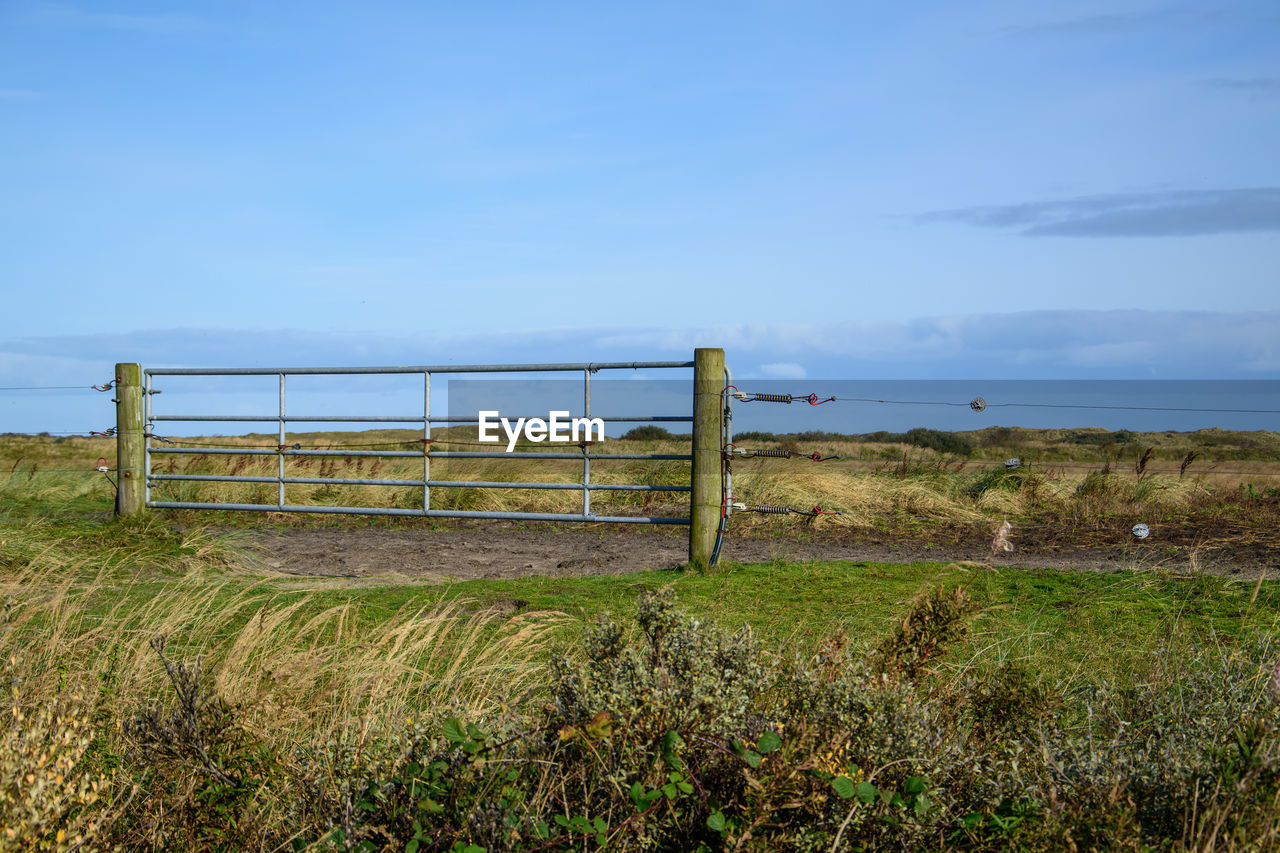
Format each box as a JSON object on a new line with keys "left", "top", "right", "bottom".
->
{"left": 448, "top": 379, "right": 1280, "bottom": 435}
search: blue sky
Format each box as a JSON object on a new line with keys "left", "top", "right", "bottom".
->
{"left": 2, "top": 1, "right": 1279, "bottom": 431}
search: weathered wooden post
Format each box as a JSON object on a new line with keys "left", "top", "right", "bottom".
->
{"left": 115, "top": 362, "right": 146, "bottom": 517}
{"left": 690, "top": 347, "right": 724, "bottom": 568}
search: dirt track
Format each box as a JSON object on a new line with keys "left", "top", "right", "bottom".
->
{"left": 233, "top": 521, "right": 1279, "bottom": 582}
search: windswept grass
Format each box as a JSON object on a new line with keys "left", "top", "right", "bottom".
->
{"left": 0, "top": 510, "right": 567, "bottom": 849}
{"left": 1, "top": 527, "right": 565, "bottom": 736}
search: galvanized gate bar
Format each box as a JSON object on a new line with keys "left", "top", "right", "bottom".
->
{"left": 145, "top": 361, "right": 693, "bottom": 376}
{"left": 277, "top": 373, "right": 286, "bottom": 508}
{"left": 421, "top": 361, "right": 433, "bottom": 529}
{"left": 430, "top": 451, "right": 692, "bottom": 460}
{"left": 583, "top": 368, "right": 591, "bottom": 516}
{"left": 143, "top": 369, "right": 153, "bottom": 510}
{"left": 149, "top": 474, "right": 688, "bottom": 491}
{"left": 146, "top": 502, "right": 689, "bottom": 523}
{"left": 149, "top": 447, "right": 693, "bottom": 460}
{"left": 149, "top": 414, "right": 693, "bottom": 423}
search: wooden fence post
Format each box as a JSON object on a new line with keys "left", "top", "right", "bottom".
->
{"left": 690, "top": 347, "right": 724, "bottom": 568}
{"left": 115, "top": 362, "right": 146, "bottom": 517}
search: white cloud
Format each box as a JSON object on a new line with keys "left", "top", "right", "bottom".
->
{"left": 921, "top": 188, "right": 1280, "bottom": 237}
{"left": 998, "top": 11, "right": 1164, "bottom": 38}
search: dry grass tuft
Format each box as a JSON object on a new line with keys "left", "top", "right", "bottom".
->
{"left": 0, "top": 518, "right": 566, "bottom": 848}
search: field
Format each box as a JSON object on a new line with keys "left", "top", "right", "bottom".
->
{"left": 10, "top": 424, "right": 1280, "bottom": 573}
{"left": 3, "top": 429, "right": 1280, "bottom": 850}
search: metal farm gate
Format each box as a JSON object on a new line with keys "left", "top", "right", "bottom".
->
{"left": 111, "top": 350, "right": 728, "bottom": 565}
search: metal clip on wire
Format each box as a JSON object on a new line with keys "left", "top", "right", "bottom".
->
{"left": 95, "top": 457, "right": 117, "bottom": 488}
{"left": 727, "top": 447, "right": 839, "bottom": 462}
{"left": 731, "top": 502, "right": 842, "bottom": 517}
{"left": 799, "top": 505, "right": 842, "bottom": 516}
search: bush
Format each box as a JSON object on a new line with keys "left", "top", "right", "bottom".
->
{"left": 904, "top": 428, "right": 974, "bottom": 457}
{"left": 0, "top": 687, "right": 114, "bottom": 850}
{"left": 967, "top": 464, "right": 1042, "bottom": 498}
{"left": 857, "top": 429, "right": 974, "bottom": 456}
{"left": 620, "top": 426, "right": 675, "bottom": 442}
{"left": 1064, "top": 429, "right": 1135, "bottom": 446}
{"left": 120, "top": 637, "right": 274, "bottom": 849}
{"left": 732, "top": 431, "right": 781, "bottom": 443}
{"left": 979, "top": 426, "right": 1018, "bottom": 448}
{"left": 794, "top": 431, "right": 850, "bottom": 443}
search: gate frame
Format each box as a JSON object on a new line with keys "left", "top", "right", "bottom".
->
{"left": 116, "top": 349, "right": 727, "bottom": 566}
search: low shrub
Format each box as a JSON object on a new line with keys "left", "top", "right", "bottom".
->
{"left": 620, "top": 426, "right": 675, "bottom": 442}
{"left": 0, "top": 685, "right": 115, "bottom": 851}
{"left": 1064, "top": 429, "right": 1135, "bottom": 446}
{"left": 731, "top": 431, "right": 781, "bottom": 443}
{"left": 904, "top": 428, "right": 974, "bottom": 457}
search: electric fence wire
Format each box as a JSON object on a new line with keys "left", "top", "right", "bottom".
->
{"left": 3, "top": 431, "right": 112, "bottom": 436}
{"left": 731, "top": 453, "right": 1280, "bottom": 478}
{"left": 732, "top": 389, "right": 1280, "bottom": 416}
{"left": 0, "top": 381, "right": 116, "bottom": 392}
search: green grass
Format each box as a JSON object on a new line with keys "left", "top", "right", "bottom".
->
{"left": 340, "top": 557, "right": 1280, "bottom": 683}
{"left": 4, "top": 471, "right": 1277, "bottom": 688}
{"left": 21, "top": 522, "right": 1278, "bottom": 691}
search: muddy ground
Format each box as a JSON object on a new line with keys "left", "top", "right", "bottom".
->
{"left": 232, "top": 520, "right": 1280, "bottom": 582}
